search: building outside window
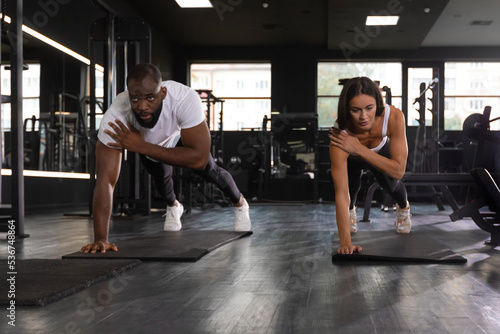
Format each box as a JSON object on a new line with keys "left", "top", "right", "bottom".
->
{"left": 190, "top": 63, "right": 271, "bottom": 131}
{"left": 1, "top": 63, "right": 41, "bottom": 131}
{"left": 93, "top": 68, "right": 105, "bottom": 130}
{"left": 444, "top": 62, "right": 500, "bottom": 130}
{"left": 256, "top": 80, "right": 268, "bottom": 89}
{"left": 318, "top": 62, "right": 500, "bottom": 131}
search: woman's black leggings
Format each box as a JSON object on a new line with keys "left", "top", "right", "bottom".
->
{"left": 139, "top": 154, "right": 241, "bottom": 206}
{"left": 347, "top": 142, "right": 408, "bottom": 209}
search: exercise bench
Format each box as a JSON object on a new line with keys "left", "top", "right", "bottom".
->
{"left": 361, "top": 172, "right": 476, "bottom": 222}
{"left": 450, "top": 168, "right": 500, "bottom": 245}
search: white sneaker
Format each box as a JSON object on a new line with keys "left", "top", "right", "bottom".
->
{"left": 395, "top": 202, "right": 411, "bottom": 233}
{"left": 163, "top": 200, "right": 183, "bottom": 231}
{"left": 234, "top": 198, "right": 251, "bottom": 231}
{"left": 350, "top": 206, "right": 358, "bottom": 233}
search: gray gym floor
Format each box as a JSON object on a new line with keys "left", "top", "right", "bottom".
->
{"left": 1, "top": 202, "right": 500, "bottom": 333}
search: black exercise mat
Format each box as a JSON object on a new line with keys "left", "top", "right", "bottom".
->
{"left": 332, "top": 231, "right": 467, "bottom": 264}
{"left": 62, "top": 230, "right": 253, "bottom": 262}
{"left": 0, "top": 259, "right": 141, "bottom": 306}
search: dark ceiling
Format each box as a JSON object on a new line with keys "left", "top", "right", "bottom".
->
{"left": 3, "top": 0, "right": 500, "bottom": 62}
{"left": 120, "top": 0, "right": 500, "bottom": 50}
{"left": 123, "top": 0, "right": 328, "bottom": 47}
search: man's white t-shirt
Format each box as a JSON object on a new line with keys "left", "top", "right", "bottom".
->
{"left": 97, "top": 80, "right": 205, "bottom": 150}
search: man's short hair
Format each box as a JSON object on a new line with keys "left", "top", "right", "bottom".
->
{"left": 126, "top": 64, "right": 162, "bottom": 86}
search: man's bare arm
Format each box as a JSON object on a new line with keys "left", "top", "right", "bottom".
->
{"left": 80, "top": 141, "right": 121, "bottom": 253}
{"left": 105, "top": 120, "right": 210, "bottom": 170}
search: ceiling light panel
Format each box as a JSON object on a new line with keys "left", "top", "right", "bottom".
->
{"left": 175, "top": 0, "right": 213, "bottom": 8}
{"left": 366, "top": 15, "right": 399, "bottom": 26}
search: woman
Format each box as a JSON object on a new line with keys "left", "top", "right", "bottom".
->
{"left": 329, "top": 77, "right": 411, "bottom": 255}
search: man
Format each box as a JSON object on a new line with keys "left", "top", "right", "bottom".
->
{"left": 81, "top": 64, "right": 251, "bottom": 253}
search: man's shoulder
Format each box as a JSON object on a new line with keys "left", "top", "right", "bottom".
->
{"left": 109, "top": 91, "right": 132, "bottom": 111}
{"left": 163, "top": 80, "right": 199, "bottom": 104}
{"left": 162, "top": 80, "right": 190, "bottom": 91}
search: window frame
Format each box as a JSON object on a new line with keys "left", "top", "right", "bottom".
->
{"left": 189, "top": 62, "right": 272, "bottom": 131}
{"left": 444, "top": 61, "right": 500, "bottom": 131}
{"left": 1, "top": 62, "right": 41, "bottom": 131}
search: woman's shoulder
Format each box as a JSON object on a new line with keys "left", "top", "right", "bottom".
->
{"left": 382, "top": 103, "right": 400, "bottom": 114}
{"left": 386, "top": 105, "right": 405, "bottom": 135}
{"left": 387, "top": 105, "right": 404, "bottom": 120}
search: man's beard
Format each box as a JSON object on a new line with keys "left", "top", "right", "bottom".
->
{"left": 135, "top": 105, "right": 162, "bottom": 128}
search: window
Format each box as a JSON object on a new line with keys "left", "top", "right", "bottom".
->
{"left": 257, "top": 100, "right": 269, "bottom": 110}
{"left": 317, "top": 62, "right": 402, "bottom": 128}
{"left": 191, "top": 73, "right": 209, "bottom": 90}
{"left": 90, "top": 67, "right": 106, "bottom": 131}
{"left": 444, "top": 62, "right": 500, "bottom": 130}
{"left": 190, "top": 63, "right": 271, "bottom": 131}
{"left": 469, "top": 99, "right": 484, "bottom": 111}
{"left": 469, "top": 79, "right": 484, "bottom": 89}
{"left": 215, "top": 80, "right": 224, "bottom": 89}
{"left": 255, "top": 80, "right": 268, "bottom": 89}
{"left": 1, "top": 63, "right": 41, "bottom": 131}
{"left": 445, "top": 77, "right": 456, "bottom": 90}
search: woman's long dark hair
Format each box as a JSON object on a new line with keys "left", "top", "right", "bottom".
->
{"left": 337, "top": 77, "right": 384, "bottom": 129}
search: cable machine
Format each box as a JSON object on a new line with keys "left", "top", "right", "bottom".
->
{"left": 411, "top": 77, "right": 440, "bottom": 173}
{"left": 196, "top": 89, "right": 225, "bottom": 162}
{"left": 87, "top": 15, "right": 152, "bottom": 217}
